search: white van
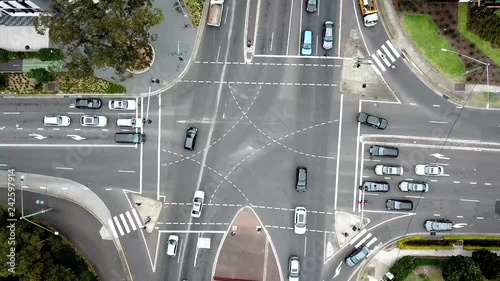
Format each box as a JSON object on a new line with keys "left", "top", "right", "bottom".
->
{"left": 116, "top": 117, "right": 142, "bottom": 128}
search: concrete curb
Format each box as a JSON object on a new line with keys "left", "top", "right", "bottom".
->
{"left": 0, "top": 170, "right": 133, "bottom": 281}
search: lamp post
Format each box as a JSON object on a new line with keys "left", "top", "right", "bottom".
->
{"left": 145, "top": 78, "right": 160, "bottom": 123}
{"left": 441, "top": 48, "right": 491, "bottom": 87}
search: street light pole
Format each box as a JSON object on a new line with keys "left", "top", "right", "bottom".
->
{"left": 441, "top": 48, "right": 490, "bottom": 87}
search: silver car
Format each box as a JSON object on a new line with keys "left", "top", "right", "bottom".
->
{"left": 43, "top": 115, "right": 71, "bottom": 126}
{"left": 399, "top": 181, "right": 429, "bottom": 192}
{"left": 322, "top": 21, "right": 334, "bottom": 50}
{"left": 288, "top": 256, "right": 300, "bottom": 281}
{"left": 424, "top": 219, "right": 453, "bottom": 232}
{"left": 374, "top": 165, "right": 403, "bottom": 176}
{"left": 345, "top": 246, "right": 370, "bottom": 267}
{"left": 294, "top": 207, "right": 307, "bottom": 235}
{"left": 80, "top": 115, "right": 107, "bottom": 127}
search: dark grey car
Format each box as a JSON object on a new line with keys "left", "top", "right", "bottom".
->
{"left": 184, "top": 127, "right": 198, "bottom": 151}
{"left": 306, "top": 0, "right": 317, "bottom": 12}
{"left": 369, "top": 145, "right": 399, "bottom": 157}
{"left": 296, "top": 167, "right": 307, "bottom": 192}
{"left": 357, "top": 112, "right": 388, "bottom": 129}
{"left": 386, "top": 199, "right": 413, "bottom": 211}
{"left": 115, "top": 133, "right": 145, "bottom": 144}
{"left": 360, "top": 181, "right": 389, "bottom": 192}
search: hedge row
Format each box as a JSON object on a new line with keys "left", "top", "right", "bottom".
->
{"left": 399, "top": 235, "right": 500, "bottom": 250}
{"left": 389, "top": 256, "right": 445, "bottom": 281}
{"left": 398, "top": 236, "right": 454, "bottom": 250}
{"left": 0, "top": 48, "right": 63, "bottom": 63}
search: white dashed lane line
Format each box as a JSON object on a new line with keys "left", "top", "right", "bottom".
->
{"left": 162, "top": 203, "right": 333, "bottom": 215}
{"left": 179, "top": 80, "right": 337, "bottom": 87}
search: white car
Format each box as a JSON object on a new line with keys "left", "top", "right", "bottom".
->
{"left": 415, "top": 164, "right": 444, "bottom": 176}
{"left": 288, "top": 256, "right": 300, "bottom": 281}
{"left": 294, "top": 207, "right": 307, "bottom": 235}
{"left": 108, "top": 99, "right": 137, "bottom": 110}
{"left": 374, "top": 165, "right": 403, "bottom": 176}
{"left": 191, "top": 190, "right": 205, "bottom": 218}
{"left": 166, "top": 234, "right": 179, "bottom": 256}
{"left": 43, "top": 115, "right": 71, "bottom": 126}
{"left": 116, "top": 117, "right": 142, "bottom": 128}
{"left": 80, "top": 115, "right": 107, "bottom": 127}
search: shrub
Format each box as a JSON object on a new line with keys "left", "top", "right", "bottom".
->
{"left": 38, "top": 48, "right": 63, "bottom": 61}
{"left": 27, "top": 68, "right": 55, "bottom": 83}
{"left": 0, "top": 48, "right": 9, "bottom": 63}
{"left": 0, "top": 73, "right": 8, "bottom": 90}
{"left": 389, "top": 256, "right": 445, "bottom": 281}
{"left": 106, "top": 83, "right": 126, "bottom": 93}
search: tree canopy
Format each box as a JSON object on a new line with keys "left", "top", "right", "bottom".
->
{"left": 34, "top": 0, "right": 163, "bottom": 80}
{"left": 472, "top": 249, "right": 500, "bottom": 280}
{"left": 442, "top": 255, "right": 484, "bottom": 281}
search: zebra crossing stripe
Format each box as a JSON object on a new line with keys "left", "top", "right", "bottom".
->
{"left": 131, "top": 208, "right": 144, "bottom": 227}
{"left": 370, "top": 63, "right": 382, "bottom": 76}
{"left": 366, "top": 237, "right": 378, "bottom": 247}
{"left": 386, "top": 40, "right": 400, "bottom": 58}
{"left": 376, "top": 50, "right": 391, "bottom": 67}
{"left": 349, "top": 228, "right": 367, "bottom": 245}
{"left": 355, "top": 232, "right": 373, "bottom": 249}
{"left": 381, "top": 45, "right": 395, "bottom": 62}
{"left": 126, "top": 211, "right": 137, "bottom": 231}
{"left": 120, "top": 214, "right": 130, "bottom": 233}
{"left": 107, "top": 218, "right": 119, "bottom": 239}
{"left": 113, "top": 216, "right": 125, "bottom": 236}
{"left": 371, "top": 54, "right": 386, "bottom": 71}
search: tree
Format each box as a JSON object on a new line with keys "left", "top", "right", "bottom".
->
{"left": 27, "top": 68, "right": 55, "bottom": 83}
{"left": 34, "top": 0, "right": 163, "bottom": 80}
{"left": 442, "top": 255, "right": 485, "bottom": 281}
{"left": 472, "top": 249, "right": 500, "bottom": 279}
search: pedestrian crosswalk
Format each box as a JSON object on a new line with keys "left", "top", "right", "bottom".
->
{"left": 107, "top": 208, "right": 144, "bottom": 239}
{"left": 348, "top": 228, "right": 382, "bottom": 255}
{"left": 370, "top": 40, "right": 401, "bottom": 76}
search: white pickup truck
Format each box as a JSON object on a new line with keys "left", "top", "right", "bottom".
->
{"left": 116, "top": 117, "right": 143, "bottom": 128}
{"left": 207, "top": 0, "right": 224, "bottom": 27}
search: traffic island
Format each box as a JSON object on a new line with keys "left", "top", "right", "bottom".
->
{"left": 213, "top": 207, "right": 281, "bottom": 281}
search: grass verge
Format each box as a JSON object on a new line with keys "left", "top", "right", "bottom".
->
{"left": 404, "top": 266, "right": 444, "bottom": 281}
{"left": 184, "top": 0, "right": 204, "bottom": 27}
{"left": 390, "top": 256, "right": 445, "bottom": 281}
{"left": 458, "top": 3, "right": 500, "bottom": 66}
{"left": 402, "top": 14, "right": 465, "bottom": 81}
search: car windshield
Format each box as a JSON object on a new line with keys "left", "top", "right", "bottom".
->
{"left": 304, "top": 43, "right": 312, "bottom": 49}
{"left": 168, "top": 239, "right": 176, "bottom": 245}
{"left": 297, "top": 214, "right": 305, "bottom": 226}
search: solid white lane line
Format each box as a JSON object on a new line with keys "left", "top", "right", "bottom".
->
{"left": 405, "top": 195, "right": 424, "bottom": 199}
{"left": 0, "top": 164, "right": 6, "bottom": 167}
{"left": 429, "top": 121, "right": 448, "bottom": 124}
{"left": 157, "top": 95, "right": 162, "bottom": 200}
{"left": 385, "top": 40, "right": 400, "bottom": 58}
{"left": 131, "top": 208, "right": 143, "bottom": 227}
{"left": 304, "top": 236, "right": 307, "bottom": 256}
{"left": 125, "top": 211, "right": 137, "bottom": 231}
{"left": 286, "top": 0, "right": 294, "bottom": 55}
{"left": 349, "top": 228, "right": 367, "bottom": 245}
{"left": 216, "top": 45, "right": 221, "bottom": 62}
{"left": 334, "top": 94, "right": 343, "bottom": 211}
{"left": 113, "top": 216, "right": 125, "bottom": 236}
{"left": 381, "top": 45, "right": 395, "bottom": 62}
{"left": 460, "top": 199, "right": 480, "bottom": 202}
{"left": 354, "top": 233, "right": 372, "bottom": 249}
{"left": 107, "top": 219, "right": 119, "bottom": 238}
{"left": 270, "top": 32, "right": 274, "bottom": 52}
{"left": 55, "top": 167, "right": 73, "bottom": 170}
{"left": 67, "top": 112, "right": 83, "bottom": 115}
{"left": 3, "top": 112, "right": 20, "bottom": 114}
{"left": 118, "top": 170, "right": 135, "bottom": 173}
{"left": 0, "top": 144, "right": 135, "bottom": 148}
{"left": 353, "top": 99, "right": 361, "bottom": 212}
{"left": 119, "top": 214, "right": 131, "bottom": 233}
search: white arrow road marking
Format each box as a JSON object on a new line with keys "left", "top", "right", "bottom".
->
{"left": 430, "top": 153, "right": 450, "bottom": 160}
{"left": 333, "top": 261, "right": 343, "bottom": 278}
{"left": 67, "top": 134, "right": 87, "bottom": 141}
{"left": 453, "top": 223, "right": 468, "bottom": 229}
{"left": 29, "top": 133, "right": 47, "bottom": 140}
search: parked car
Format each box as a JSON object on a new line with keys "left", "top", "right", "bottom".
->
{"left": 360, "top": 181, "right": 389, "bottom": 192}
{"left": 322, "top": 21, "right": 334, "bottom": 50}
{"left": 108, "top": 99, "right": 137, "bottom": 110}
{"left": 374, "top": 165, "right": 403, "bottom": 176}
{"left": 80, "top": 115, "right": 107, "bottom": 127}
{"left": 70, "top": 98, "right": 102, "bottom": 109}
{"left": 357, "top": 112, "right": 388, "bottom": 129}
{"left": 301, "top": 30, "right": 313, "bottom": 56}
{"left": 415, "top": 164, "right": 444, "bottom": 176}
{"left": 386, "top": 199, "right": 413, "bottom": 211}
{"left": 369, "top": 145, "right": 399, "bottom": 157}
{"left": 424, "top": 219, "right": 453, "bottom": 232}
{"left": 345, "top": 246, "right": 370, "bottom": 267}
{"left": 166, "top": 234, "right": 179, "bottom": 256}
{"left": 296, "top": 167, "right": 307, "bottom": 192}
{"left": 288, "top": 256, "right": 300, "bottom": 281}
{"left": 117, "top": 117, "right": 143, "bottom": 128}
{"left": 184, "top": 127, "right": 198, "bottom": 151}
{"left": 115, "top": 132, "right": 146, "bottom": 144}
{"left": 294, "top": 207, "right": 307, "bottom": 235}
{"left": 399, "top": 181, "right": 429, "bottom": 192}
{"left": 306, "top": 0, "right": 317, "bottom": 12}
{"left": 43, "top": 115, "right": 71, "bottom": 127}
{"left": 191, "top": 190, "right": 205, "bottom": 218}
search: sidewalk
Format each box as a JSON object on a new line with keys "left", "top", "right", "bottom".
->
{"left": 377, "top": 0, "right": 500, "bottom": 108}
{"left": 213, "top": 207, "right": 281, "bottom": 281}
{"left": 95, "top": 0, "right": 205, "bottom": 96}
{"left": 363, "top": 239, "right": 500, "bottom": 280}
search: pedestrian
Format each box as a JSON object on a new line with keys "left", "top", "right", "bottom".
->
{"left": 135, "top": 202, "right": 142, "bottom": 206}
{"left": 380, "top": 54, "right": 385, "bottom": 60}
{"left": 362, "top": 83, "right": 367, "bottom": 89}
{"left": 390, "top": 64, "right": 396, "bottom": 69}
{"left": 179, "top": 56, "right": 184, "bottom": 61}
{"left": 231, "top": 231, "right": 236, "bottom": 236}
{"left": 142, "top": 226, "right": 147, "bottom": 230}
{"left": 145, "top": 216, "right": 151, "bottom": 223}
{"left": 147, "top": 119, "right": 152, "bottom": 124}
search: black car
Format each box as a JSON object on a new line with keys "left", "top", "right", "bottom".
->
{"left": 306, "top": 0, "right": 317, "bottom": 12}
{"left": 184, "top": 127, "right": 198, "bottom": 151}
{"left": 115, "top": 132, "right": 145, "bottom": 144}
{"left": 369, "top": 145, "right": 399, "bottom": 157}
{"left": 357, "top": 112, "right": 388, "bottom": 129}
{"left": 71, "top": 98, "right": 102, "bottom": 109}
{"left": 296, "top": 167, "right": 307, "bottom": 192}
{"left": 360, "top": 181, "right": 389, "bottom": 192}
{"left": 386, "top": 199, "right": 413, "bottom": 211}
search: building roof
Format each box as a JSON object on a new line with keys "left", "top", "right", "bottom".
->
{"left": 0, "top": 14, "right": 35, "bottom": 26}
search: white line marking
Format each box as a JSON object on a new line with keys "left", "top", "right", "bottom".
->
{"left": 286, "top": 0, "right": 294, "bottom": 55}
{"left": 270, "top": 32, "right": 274, "bottom": 52}
{"left": 381, "top": 45, "right": 395, "bottom": 62}
{"left": 405, "top": 195, "right": 425, "bottom": 199}
{"left": 433, "top": 104, "right": 441, "bottom": 107}
{"left": 485, "top": 183, "right": 492, "bottom": 186}
{"left": 470, "top": 182, "right": 477, "bottom": 185}
{"left": 3, "top": 112, "right": 20, "bottom": 115}
{"left": 304, "top": 236, "right": 307, "bottom": 256}
{"left": 477, "top": 217, "right": 484, "bottom": 220}
{"left": 354, "top": 233, "right": 372, "bottom": 249}
{"left": 433, "top": 214, "right": 441, "bottom": 217}
{"left": 131, "top": 208, "right": 143, "bottom": 227}
{"left": 349, "top": 228, "right": 367, "bottom": 245}
{"left": 107, "top": 219, "right": 119, "bottom": 238}
{"left": 0, "top": 144, "right": 135, "bottom": 148}
{"left": 429, "top": 121, "right": 448, "bottom": 124}
{"left": 376, "top": 49, "right": 391, "bottom": 67}
{"left": 456, "top": 215, "right": 464, "bottom": 218}
{"left": 126, "top": 211, "right": 137, "bottom": 231}
{"left": 0, "top": 164, "right": 6, "bottom": 167}
{"left": 113, "top": 216, "right": 125, "bottom": 236}
{"left": 371, "top": 53, "right": 386, "bottom": 71}
{"left": 460, "top": 199, "right": 480, "bottom": 202}
{"left": 119, "top": 214, "right": 131, "bottom": 233}
{"left": 334, "top": 94, "right": 343, "bottom": 210}
{"left": 366, "top": 237, "right": 377, "bottom": 247}
{"left": 454, "top": 181, "right": 460, "bottom": 183}
{"left": 216, "top": 45, "right": 221, "bottom": 62}
{"left": 118, "top": 170, "right": 136, "bottom": 173}
{"left": 385, "top": 40, "right": 400, "bottom": 58}
{"left": 55, "top": 167, "right": 73, "bottom": 170}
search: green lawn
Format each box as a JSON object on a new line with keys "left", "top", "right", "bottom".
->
{"left": 404, "top": 266, "right": 444, "bottom": 281}
{"left": 402, "top": 14, "right": 465, "bottom": 81}
{"left": 458, "top": 3, "right": 500, "bottom": 66}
